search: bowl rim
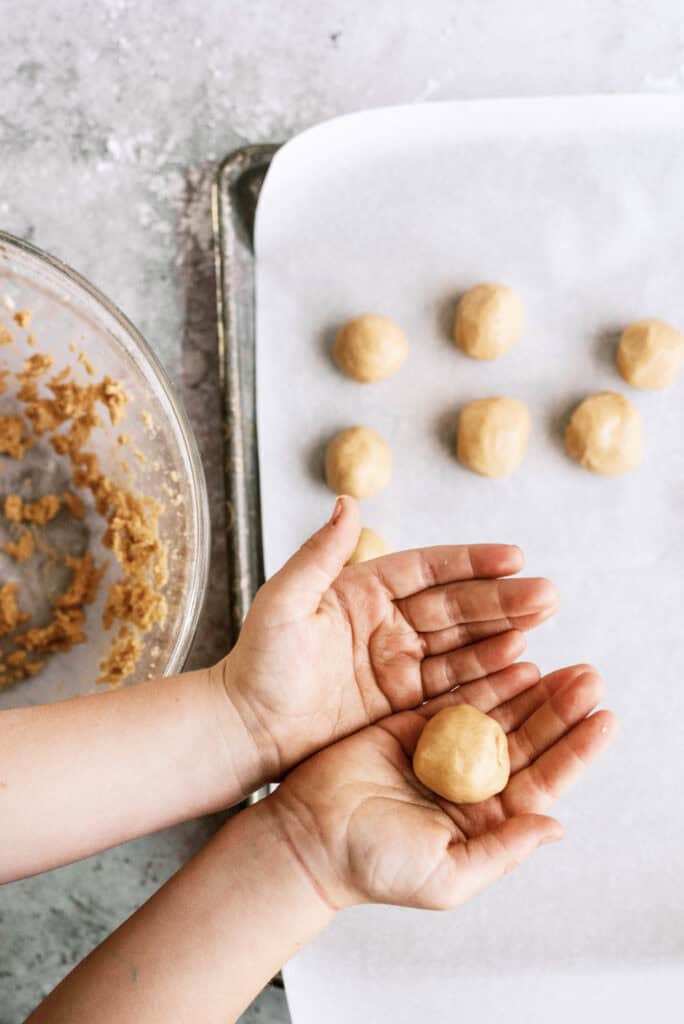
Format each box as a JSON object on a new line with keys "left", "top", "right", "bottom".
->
{"left": 0, "top": 229, "right": 211, "bottom": 679}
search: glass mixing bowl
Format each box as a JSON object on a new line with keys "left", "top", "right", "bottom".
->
{"left": 0, "top": 231, "right": 210, "bottom": 708}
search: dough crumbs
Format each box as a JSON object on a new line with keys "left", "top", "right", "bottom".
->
{"left": 117, "top": 434, "right": 130, "bottom": 446}
{"left": 4, "top": 494, "right": 61, "bottom": 525}
{"left": 56, "top": 553, "right": 107, "bottom": 609}
{"left": 0, "top": 581, "right": 29, "bottom": 635}
{"left": 103, "top": 579, "right": 167, "bottom": 631}
{"left": 78, "top": 351, "right": 95, "bottom": 376}
{"left": 0, "top": 415, "right": 33, "bottom": 459}
{"left": 141, "top": 410, "right": 154, "bottom": 431}
{"left": 62, "top": 490, "right": 86, "bottom": 519}
{"left": 98, "top": 626, "right": 142, "bottom": 687}
{"left": 22, "top": 352, "right": 54, "bottom": 378}
{"left": 0, "top": 371, "right": 8, "bottom": 395}
{"left": 27, "top": 333, "right": 37, "bottom": 348}
{"left": 101, "top": 376, "right": 129, "bottom": 425}
{"left": 13, "top": 310, "right": 32, "bottom": 330}
{"left": 3, "top": 528, "right": 35, "bottom": 562}
{"left": 0, "top": 345, "right": 168, "bottom": 688}
{"left": 0, "top": 326, "right": 13, "bottom": 346}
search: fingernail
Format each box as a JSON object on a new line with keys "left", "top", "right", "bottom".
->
{"left": 330, "top": 496, "right": 344, "bottom": 525}
{"left": 539, "top": 831, "right": 563, "bottom": 847}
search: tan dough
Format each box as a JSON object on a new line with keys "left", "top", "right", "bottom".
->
{"left": 413, "top": 705, "right": 510, "bottom": 804}
{"left": 347, "top": 527, "right": 389, "bottom": 564}
{"left": 333, "top": 314, "right": 408, "bottom": 383}
{"left": 565, "top": 391, "right": 643, "bottom": 475}
{"left": 616, "top": 318, "right": 684, "bottom": 390}
{"left": 453, "top": 283, "right": 524, "bottom": 360}
{"left": 325, "top": 426, "right": 392, "bottom": 499}
{"left": 456, "top": 397, "right": 530, "bottom": 478}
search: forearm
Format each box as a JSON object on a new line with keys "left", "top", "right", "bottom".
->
{"left": 27, "top": 798, "right": 334, "bottom": 1024}
{"left": 0, "top": 664, "right": 264, "bottom": 881}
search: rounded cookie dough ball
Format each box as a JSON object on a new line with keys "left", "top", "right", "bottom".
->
{"left": 325, "top": 426, "right": 392, "bottom": 499}
{"left": 413, "top": 704, "right": 510, "bottom": 804}
{"left": 616, "top": 318, "right": 684, "bottom": 390}
{"left": 453, "top": 283, "right": 524, "bottom": 360}
{"left": 456, "top": 397, "right": 530, "bottom": 478}
{"left": 347, "top": 527, "right": 389, "bottom": 564}
{"left": 333, "top": 314, "right": 409, "bottom": 383}
{"left": 565, "top": 392, "right": 643, "bottom": 475}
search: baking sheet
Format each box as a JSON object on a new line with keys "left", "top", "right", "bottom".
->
{"left": 255, "top": 97, "right": 684, "bottom": 1021}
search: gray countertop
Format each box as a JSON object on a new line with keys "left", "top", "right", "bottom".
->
{"left": 0, "top": 2, "right": 682, "bottom": 1021}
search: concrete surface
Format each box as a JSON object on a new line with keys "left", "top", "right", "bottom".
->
{"left": 0, "top": 1, "right": 682, "bottom": 1020}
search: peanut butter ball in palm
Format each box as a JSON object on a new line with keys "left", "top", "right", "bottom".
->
{"left": 333, "top": 314, "right": 408, "bottom": 383}
{"left": 454, "top": 283, "right": 524, "bottom": 360}
{"left": 565, "top": 392, "right": 642, "bottom": 475}
{"left": 616, "top": 318, "right": 684, "bottom": 390}
{"left": 325, "top": 426, "right": 391, "bottom": 499}
{"left": 413, "top": 704, "right": 510, "bottom": 804}
{"left": 456, "top": 397, "right": 531, "bottom": 478}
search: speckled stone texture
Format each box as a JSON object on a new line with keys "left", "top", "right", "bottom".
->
{"left": 0, "top": 1, "right": 682, "bottom": 1021}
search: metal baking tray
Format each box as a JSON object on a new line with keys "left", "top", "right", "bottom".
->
{"left": 212, "top": 144, "right": 278, "bottom": 648}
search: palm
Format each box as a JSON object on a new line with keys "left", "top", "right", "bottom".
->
{"left": 228, "top": 538, "right": 557, "bottom": 778}
{"left": 273, "top": 664, "right": 617, "bottom": 910}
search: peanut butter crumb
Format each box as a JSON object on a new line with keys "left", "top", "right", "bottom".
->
{"left": 3, "top": 528, "right": 35, "bottom": 562}
{"left": 0, "top": 372, "right": 8, "bottom": 396}
{"left": 5, "top": 494, "right": 61, "bottom": 525}
{"left": 78, "top": 352, "right": 95, "bottom": 376}
{"left": 98, "top": 626, "right": 142, "bottom": 686}
{"left": 117, "top": 434, "right": 130, "bottom": 446}
{"left": 103, "top": 579, "right": 167, "bottom": 631}
{"left": 0, "top": 326, "right": 13, "bottom": 346}
{"left": 0, "top": 582, "right": 29, "bottom": 635}
{"left": 27, "top": 333, "right": 37, "bottom": 348}
{"left": 63, "top": 491, "right": 86, "bottom": 519}
{"left": 0, "top": 415, "right": 33, "bottom": 459}
{"left": 22, "top": 352, "right": 54, "bottom": 378}
{"left": 13, "top": 310, "right": 32, "bottom": 330}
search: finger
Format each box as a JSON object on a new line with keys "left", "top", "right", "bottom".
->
{"left": 491, "top": 663, "right": 597, "bottom": 733}
{"left": 419, "top": 662, "right": 540, "bottom": 719}
{"left": 421, "top": 630, "right": 526, "bottom": 697}
{"left": 441, "top": 814, "right": 563, "bottom": 908}
{"left": 364, "top": 544, "right": 524, "bottom": 601}
{"left": 422, "top": 606, "right": 557, "bottom": 656}
{"left": 502, "top": 710, "right": 619, "bottom": 816}
{"left": 266, "top": 495, "right": 361, "bottom": 616}
{"left": 398, "top": 577, "right": 558, "bottom": 633}
{"left": 507, "top": 669, "right": 604, "bottom": 774}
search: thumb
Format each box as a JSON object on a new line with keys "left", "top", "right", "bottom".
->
{"left": 267, "top": 495, "right": 362, "bottom": 614}
{"left": 445, "top": 814, "right": 563, "bottom": 908}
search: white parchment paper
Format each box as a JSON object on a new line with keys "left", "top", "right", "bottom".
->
{"left": 255, "top": 97, "right": 684, "bottom": 1022}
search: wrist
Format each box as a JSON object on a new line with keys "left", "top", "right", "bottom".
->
{"left": 202, "top": 659, "right": 271, "bottom": 805}
{"left": 265, "top": 783, "right": 360, "bottom": 913}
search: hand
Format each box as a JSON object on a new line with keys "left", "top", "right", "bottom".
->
{"left": 222, "top": 495, "right": 559, "bottom": 782}
{"left": 266, "top": 663, "right": 618, "bottom": 910}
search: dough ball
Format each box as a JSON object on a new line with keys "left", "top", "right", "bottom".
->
{"left": 616, "top": 318, "right": 684, "bottom": 390}
{"left": 413, "top": 704, "right": 510, "bottom": 804}
{"left": 565, "top": 391, "right": 643, "bottom": 475}
{"left": 456, "top": 397, "right": 530, "bottom": 478}
{"left": 347, "top": 527, "right": 389, "bottom": 564}
{"left": 333, "top": 314, "right": 409, "bottom": 383}
{"left": 453, "top": 283, "right": 524, "bottom": 360}
{"left": 325, "top": 426, "right": 392, "bottom": 499}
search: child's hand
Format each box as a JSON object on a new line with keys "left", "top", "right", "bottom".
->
{"left": 223, "top": 496, "right": 558, "bottom": 783}
{"left": 265, "top": 663, "right": 618, "bottom": 910}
